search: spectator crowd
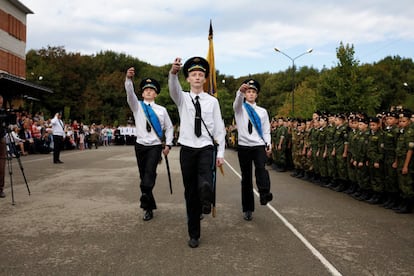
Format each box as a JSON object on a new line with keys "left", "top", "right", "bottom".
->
{"left": 5, "top": 110, "right": 118, "bottom": 157}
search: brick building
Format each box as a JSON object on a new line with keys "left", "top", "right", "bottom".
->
{"left": 0, "top": 0, "right": 52, "bottom": 109}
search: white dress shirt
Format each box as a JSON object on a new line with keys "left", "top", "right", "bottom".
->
{"left": 233, "top": 90, "right": 271, "bottom": 147}
{"left": 125, "top": 78, "right": 174, "bottom": 146}
{"left": 168, "top": 73, "right": 225, "bottom": 158}
{"left": 51, "top": 116, "right": 65, "bottom": 136}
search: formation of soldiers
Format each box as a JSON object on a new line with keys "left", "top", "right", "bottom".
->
{"left": 228, "top": 108, "right": 414, "bottom": 214}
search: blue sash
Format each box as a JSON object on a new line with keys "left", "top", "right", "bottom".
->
{"left": 243, "top": 102, "right": 263, "bottom": 139}
{"left": 141, "top": 101, "right": 163, "bottom": 139}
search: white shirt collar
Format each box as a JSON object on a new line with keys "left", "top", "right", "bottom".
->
{"left": 143, "top": 100, "right": 155, "bottom": 105}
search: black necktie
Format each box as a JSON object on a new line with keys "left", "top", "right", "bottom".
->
{"left": 248, "top": 121, "right": 253, "bottom": 134}
{"left": 195, "top": 96, "right": 201, "bottom": 137}
{"left": 146, "top": 104, "right": 151, "bottom": 132}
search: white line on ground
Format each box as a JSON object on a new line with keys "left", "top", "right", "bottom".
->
{"left": 224, "top": 159, "right": 342, "bottom": 276}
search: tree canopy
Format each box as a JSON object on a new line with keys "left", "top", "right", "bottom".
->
{"left": 25, "top": 43, "right": 414, "bottom": 125}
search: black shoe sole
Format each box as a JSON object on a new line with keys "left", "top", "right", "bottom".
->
{"left": 260, "top": 193, "right": 273, "bottom": 205}
{"left": 243, "top": 212, "right": 253, "bottom": 221}
{"left": 143, "top": 210, "right": 153, "bottom": 221}
{"left": 188, "top": 239, "right": 199, "bottom": 248}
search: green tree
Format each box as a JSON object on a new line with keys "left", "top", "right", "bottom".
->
{"left": 25, "top": 44, "right": 414, "bottom": 125}
{"left": 317, "top": 42, "right": 380, "bottom": 115}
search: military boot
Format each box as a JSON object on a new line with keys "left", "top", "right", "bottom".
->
{"left": 384, "top": 193, "right": 401, "bottom": 209}
{"left": 290, "top": 169, "right": 299, "bottom": 177}
{"left": 296, "top": 169, "right": 305, "bottom": 178}
{"left": 333, "top": 180, "right": 348, "bottom": 192}
{"left": 380, "top": 193, "right": 392, "bottom": 207}
{"left": 367, "top": 193, "right": 382, "bottom": 204}
{"left": 395, "top": 198, "right": 413, "bottom": 214}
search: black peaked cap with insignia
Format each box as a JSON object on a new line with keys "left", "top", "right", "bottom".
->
{"left": 140, "top": 78, "right": 161, "bottom": 94}
{"left": 400, "top": 110, "right": 412, "bottom": 118}
{"left": 385, "top": 111, "right": 399, "bottom": 119}
{"left": 183, "top": 56, "right": 210, "bottom": 78}
{"left": 369, "top": 117, "right": 380, "bottom": 123}
{"left": 242, "top": 79, "right": 261, "bottom": 93}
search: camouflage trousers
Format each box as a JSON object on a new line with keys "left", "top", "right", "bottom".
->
{"left": 356, "top": 164, "right": 370, "bottom": 190}
{"left": 369, "top": 162, "right": 384, "bottom": 193}
{"left": 335, "top": 154, "right": 348, "bottom": 181}
{"left": 383, "top": 153, "right": 399, "bottom": 193}
{"left": 397, "top": 157, "right": 414, "bottom": 198}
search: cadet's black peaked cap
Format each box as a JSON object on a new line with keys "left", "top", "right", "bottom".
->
{"left": 399, "top": 110, "right": 412, "bottom": 118}
{"left": 369, "top": 117, "right": 380, "bottom": 123}
{"left": 183, "top": 57, "right": 210, "bottom": 78}
{"left": 358, "top": 117, "right": 369, "bottom": 124}
{"left": 385, "top": 111, "right": 399, "bottom": 118}
{"left": 140, "top": 78, "right": 161, "bottom": 94}
{"left": 242, "top": 79, "right": 261, "bottom": 93}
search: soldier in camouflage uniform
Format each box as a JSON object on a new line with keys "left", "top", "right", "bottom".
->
{"left": 270, "top": 119, "right": 278, "bottom": 169}
{"left": 381, "top": 112, "right": 401, "bottom": 209}
{"left": 290, "top": 119, "right": 301, "bottom": 177}
{"left": 316, "top": 117, "right": 328, "bottom": 185}
{"left": 352, "top": 117, "right": 371, "bottom": 200}
{"left": 272, "top": 117, "right": 288, "bottom": 172}
{"left": 268, "top": 118, "right": 278, "bottom": 165}
{"left": 307, "top": 118, "right": 320, "bottom": 182}
{"left": 393, "top": 111, "right": 414, "bottom": 213}
{"left": 285, "top": 119, "right": 294, "bottom": 171}
{"left": 330, "top": 114, "right": 349, "bottom": 191}
{"left": 345, "top": 115, "right": 359, "bottom": 194}
{"left": 324, "top": 114, "right": 337, "bottom": 187}
{"left": 292, "top": 119, "right": 306, "bottom": 178}
{"left": 366, "top": 117, "right": 385, "bottom": 204}
{"left": 302, "top": 119, "right": 313, "bottom": 180}
{"left": 296, "top": 120, "right": 307, "bottom": 178}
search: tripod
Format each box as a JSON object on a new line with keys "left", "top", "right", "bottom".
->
{"left": 5, "top": 130, "right": 30, "bottom": 205}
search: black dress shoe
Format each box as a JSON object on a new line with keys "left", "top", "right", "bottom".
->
{"left": 0, "top": 191, "right": 5, "bottom": 198}
{"left": 260, "top": 192, "right": 273, "bottom": 205}
{"left": 188, "top": 238, "right": 199, "bottom": 248}
{"left": 143, "top": 210, "right": 153, "bottom": 221}
{"left": 243, "top": 211, "right": 252, "bottom": 221}
{"left": 54, "top": 160, "right": 64, "bottom": 164}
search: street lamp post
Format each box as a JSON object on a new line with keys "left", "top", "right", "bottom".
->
{"left": 403, "top": 82, "right": 412, "bottom": 93}
{"left": 274, "top": 48, "right": 313, "bottom": 115}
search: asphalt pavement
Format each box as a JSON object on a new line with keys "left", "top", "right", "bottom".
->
{"left": 0, "top": 145, "right": 413, "bottom": 275}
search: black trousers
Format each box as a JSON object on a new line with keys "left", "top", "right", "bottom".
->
{"left": 53, "top": 135, "right": 64, "bottom": 162}
{"left": 180, "top": 145, "right": 214, "bottom": 239}
{"left": 135, "top": 143, "right": 162, "bottom": 211}
{"left": 237, "top": 145, "right": 271, "bottom": 212}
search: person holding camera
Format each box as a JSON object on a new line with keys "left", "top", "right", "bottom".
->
{"left": 51, "top": 112, "right": 65, "bottom": 164}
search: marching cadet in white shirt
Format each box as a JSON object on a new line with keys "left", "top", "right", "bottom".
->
{"left": 51, "top": 112, "right": 65, "bottom": 164}
{"left": 169, "top": 57, "right": 225, "bottom": 248}
{"left": 125, "top": 67, "right": 174, "bottom": 221}
{"left": 233, "top": 79, "right": 273, "bottom": 221}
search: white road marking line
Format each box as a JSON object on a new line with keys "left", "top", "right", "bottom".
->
{"left": 224, "top": 159, "right": 342, "bottom": 276}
